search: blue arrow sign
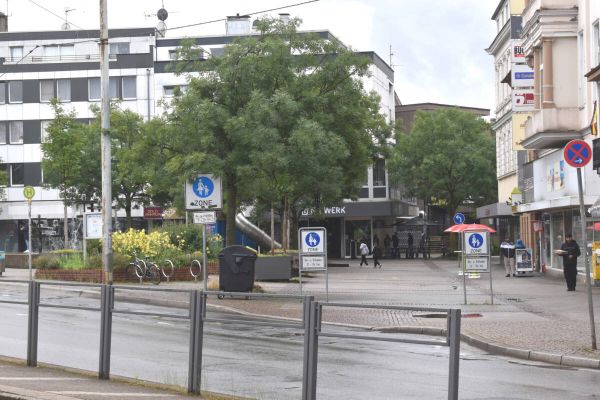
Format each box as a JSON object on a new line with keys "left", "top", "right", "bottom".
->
{"left": 453, "top": 213, "right": 465, "bottom": 224}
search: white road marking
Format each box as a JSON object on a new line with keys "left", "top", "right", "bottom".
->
{"left": 0, "top": 377, "right": 86, "bottom": 381}
{"left": 156, "top": 321, "right": 173, "bottom": 326}
{"left": 51, "top": 392, "right": 177, "bottom": 397}
{"left": 16, "top": 313, "right": 28, "bottom": 316}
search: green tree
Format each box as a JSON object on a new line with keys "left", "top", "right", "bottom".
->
{"left": 168, "top": 17, "right": 391, "bottom": 246}
{"left": 388, "top": 108, "right": 496, "bottom": 218}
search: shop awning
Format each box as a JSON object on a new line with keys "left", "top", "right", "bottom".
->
{"left": 476, "top": 202, "right": 513, "bottom": 218}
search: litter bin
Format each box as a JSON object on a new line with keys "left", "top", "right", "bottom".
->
{"left": 218, "top": 245, "right": 257, "bottom": 294}
{"left": 0, "top": 251, "right": 5, "bottom": 277}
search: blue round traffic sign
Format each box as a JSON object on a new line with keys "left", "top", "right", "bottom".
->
{"left": 305, "top": 232, "right": 320, "bottom": 247}
{"left": 468, "top": 233, "right": 484, "bottom": 249}
{"left": 453, "top": 213, "right": 465, "bottom": 224}
{"left": 192, "top": 176, "right": 214, "bottom": 198}
{"left": 564, "top": 140, "right": 592, "bottom": 168}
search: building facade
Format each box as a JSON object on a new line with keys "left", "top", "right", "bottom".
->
{"left": 0, "top": 14, "right": 399, "bottom": 257}
{"left": 488, "top": 0, "right": 600, "bottom": 273}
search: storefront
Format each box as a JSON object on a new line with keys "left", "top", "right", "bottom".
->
{"left": 300, "top": 200, "right": 417, "bottom": 259}
{"left": 518, "top": 148, "right": 600, "bottom": 271}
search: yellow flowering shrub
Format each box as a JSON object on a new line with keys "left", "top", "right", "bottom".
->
{"left": 112, "top": 229, "right": 178, "bottom": 258}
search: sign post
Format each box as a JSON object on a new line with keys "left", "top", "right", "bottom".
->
{"left": 298, "top": 227, "right": 328, "bottom": 301}
{"left": 186, "top": 175, "right": 221, "bottom": 292}
{"left": 564, "top": 139, "right": 597, "bottom": 350}
{"left": 462, "top": 230, "right": 492, "bottom": 305}
{"left": 23, "top": 186, "right": 35, "bottom": 280}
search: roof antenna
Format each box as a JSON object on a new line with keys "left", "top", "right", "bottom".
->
{"left": 62, "top": 6, "right": 75, "bottom": 30}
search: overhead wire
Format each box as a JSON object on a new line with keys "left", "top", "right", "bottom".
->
{"left": 27, "top": 0, "right": 86, "bottom": 31}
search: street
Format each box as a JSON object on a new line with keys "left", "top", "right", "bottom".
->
{"left": 2, "top": 285, "right": 600, "bottom": 399}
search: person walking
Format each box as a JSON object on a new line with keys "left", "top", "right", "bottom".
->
{"left": 359, "top": 240, "right": 370, "bottom": 267}
{"left": 371, "top": 243, "right": 382, "bottom": 268}
{"left": 560, "top": 233, "right": 580, "bottom": 291}
{"left": 500, "top": 237, "right": 515, "bottom": 277}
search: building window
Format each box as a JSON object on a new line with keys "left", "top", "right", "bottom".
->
{"left": 9, "top": 121, "right": 23, "bottom": 144}
{"left": 10, "top": 163, "right": 24, "bottom": 186}
{"left": 41, "top": 121, "right": 51, "bottom": 143}
{"left": 163, "top": 84, "right": 188, "bottom": 97}
{"left": 0, "top": 82, "right": 5, "bottom": 104}
{"left": 578, "top": 30, "right": 585, "bottom": 107}
{"left": 57, "top": 79, "right": 71, "bottom": 102}
{"left": 594, "top": 21, "right": 600, "bottom": 66}
{"left": 9, "top": 81, "right": 22, "bottom": 103}
{"left": 10, "top": 46, "right": 23, "bottom": 61}
{"left": 41, "top": 79, "right": 71, "bottom": 102}
{"left": 122, "top": 76, "right": 136, "bottom": 99}
{"left": 0, "top": 124, "right": 6, "bottom": 144}
{"left": 109, "top": 77, "right": 118, "bottom": 99}
{"left": 88, "top": 78, "right": 101, "bottom": 101}
{"left": 109, "top": 42, "right": 130, "bottom": 55}
{"left": 43, "top": 44, "right": 74, "bottom": 59}
{"left": 373, "top": 159, "right": 386, "bottom": 187}
{"left": 168, "top": 50, "right": 177, "bottom": 60}
{"left": 40, "top": 80, "right": 54, "bottom": 102}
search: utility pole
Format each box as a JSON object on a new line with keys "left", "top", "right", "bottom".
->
{"left": 99, "top": 0, "right": 112, "bottom": 284}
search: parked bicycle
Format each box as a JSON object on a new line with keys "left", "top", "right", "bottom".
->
{"left": 190, "top": 259, "right": 203, "bottom": 281}
{"left": 128, "top": 252, "right": 161, "bottom": 285}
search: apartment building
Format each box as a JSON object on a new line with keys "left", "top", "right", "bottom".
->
{"left": 480, "top": 0, "right": 528, "bottom": 246}
{"left": 0, "top": 13, "right": 400, "bottom": 257}
{"left": 496, "top": 0, "right": 600, "bottom": 272}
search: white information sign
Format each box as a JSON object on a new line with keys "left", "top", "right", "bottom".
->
{"left": 301, "top": 256, "right": 326, "bottom": 271}
{"left": 185, "top": 174, "right": 222, "bottom": 210}
{"left": 193, "top": 211, "right": 216, "bottom": 224}
{"left": 464, "top": 231, "right": 488, "bottom": 255}
{"left": 511, "top": 64, "right": 534, "bottom": 88}
{"left": 465, "top": 257, "right": 489, "bottom": 272}
{"left": 85, "top": 213, "right": 103, "bottom": 239}
{"left": 301, "top": 229, "right": 325, "bottom": 253}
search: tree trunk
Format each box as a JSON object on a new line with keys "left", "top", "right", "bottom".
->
{"left": 225, "top": 174, "right": 237, "bottom": 246}
{"left": 282, "top": 197, "right": 289, "bottom": 251}
{"left": 63, "top": 203, "right": 69, "bottom": 249}
{"left": 125, "top": 196, "right": 133, "bottom": 230}
{"left": 270, "top": 203, "right": 275, "bottom": 254}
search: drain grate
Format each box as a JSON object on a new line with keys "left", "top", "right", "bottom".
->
{"left": 506, "top": 298, "right": 523, "bottom": 302}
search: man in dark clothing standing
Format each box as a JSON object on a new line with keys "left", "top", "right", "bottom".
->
{"left": 560, "top": 233, "right": 580, "bottom": 291}
{"left": 406, "top": 233, "right": 414, "bottom": 259}
{"left": 392, "top": 233, "right": 399, "bottom": 259}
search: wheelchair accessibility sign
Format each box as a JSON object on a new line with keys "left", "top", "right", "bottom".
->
{"left": 185, "top": 174, "right": 222, "bottom": 210}
{"left": 464, "top": 231, "right": 488, "bottom": 255}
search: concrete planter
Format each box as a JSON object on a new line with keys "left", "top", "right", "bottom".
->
{"left": 254, "top": 255, "right": 292, "bottom": 281}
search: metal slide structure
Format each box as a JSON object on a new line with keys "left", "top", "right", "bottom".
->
{"left": 235, "top": 213, "right": 282, "bottom": 251}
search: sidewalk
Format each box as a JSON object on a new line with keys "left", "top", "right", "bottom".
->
{"left": 3, "top": 257, "right": 600, "bottom": 376}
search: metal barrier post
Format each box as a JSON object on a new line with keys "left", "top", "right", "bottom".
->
{"left": 447, "top": 309, "right": 461, "bottom": 400}
{"left": 305, "top": 301, "right": 320, "bottom": 400}
{"left": 188, "top": 290, "right": 205, "bottom": 394}
{"left": 99, "top": 285, "right": 113, "bottom": 379}
{"left": 26, "top": 281, "right": 39, "bottom": 367}
{"left": 301, "top": 295, "right": 314, "bottom": 400}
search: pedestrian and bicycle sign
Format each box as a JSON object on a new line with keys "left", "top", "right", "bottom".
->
{"left": 464, "top": 231, "right": 487, "bottom": 255}
{"left": 185, "top": 174, "right": 222, "bottom": 210}
{"left": 301, "top": 229, "right": 325, "bottom": 253}
{"left": 453, "top": 213, "right": 465, "bottom": 224}
{"left": 564, "top": 140, "right": 592, "bottom": 168}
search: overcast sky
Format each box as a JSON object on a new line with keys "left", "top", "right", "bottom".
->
{"left": 3, "top": 0, "right": 497, "bottom": 111}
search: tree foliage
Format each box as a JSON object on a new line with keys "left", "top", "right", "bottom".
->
{"left": 166, "top": 17, "right": 391, "bottom": 246}
{"left": 388, "top": 108, "right": 496, "bottom": 216}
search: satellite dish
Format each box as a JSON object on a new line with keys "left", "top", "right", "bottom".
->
{"left": 157, "top": 8, "right": 168, "bottom": 21}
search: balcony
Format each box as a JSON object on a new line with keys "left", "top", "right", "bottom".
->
{"left": 521, "top": 107, "right": 581, "bottom": 149}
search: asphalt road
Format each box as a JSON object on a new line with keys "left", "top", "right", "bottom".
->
{"left": 1, "top": 286, "right": 600, "bottom": 399}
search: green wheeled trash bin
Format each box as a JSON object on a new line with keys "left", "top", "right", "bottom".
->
{"left": 218, "top": 246, "right": 257, "bottom": 296}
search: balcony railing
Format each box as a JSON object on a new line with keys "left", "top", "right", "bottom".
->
{"left": 6, "top": 54, "right": 117, "bottom": 64}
